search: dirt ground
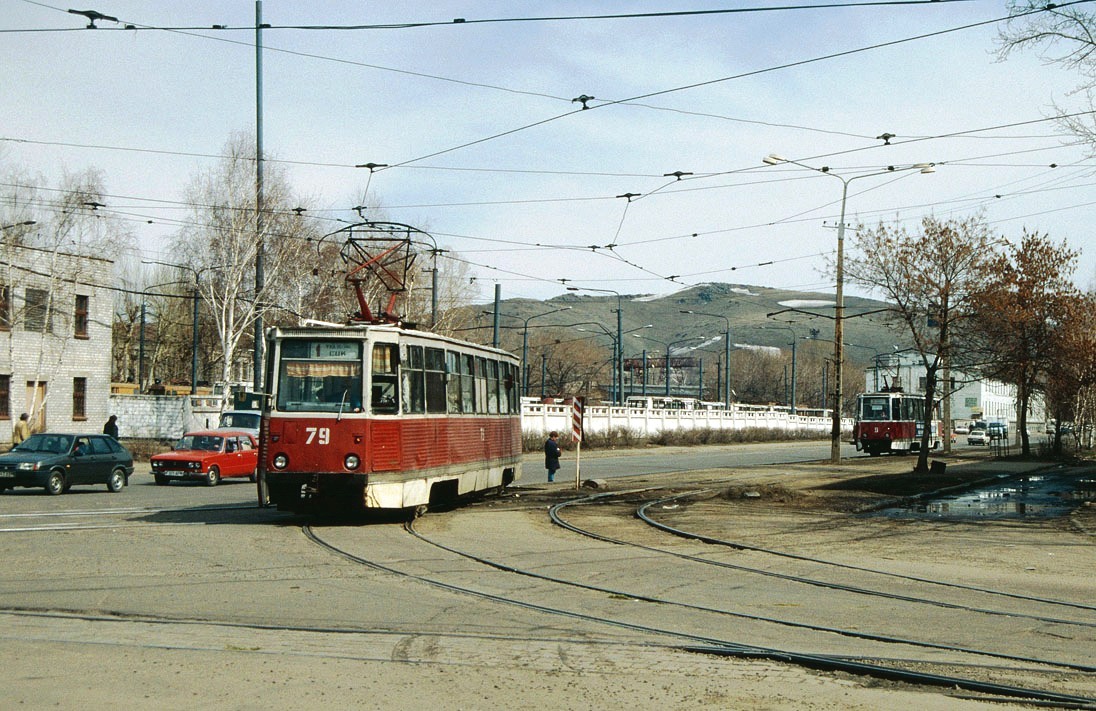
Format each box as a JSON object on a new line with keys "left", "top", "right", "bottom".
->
{"left": 1, "top": 448, "right": 1093, "bottom": 710}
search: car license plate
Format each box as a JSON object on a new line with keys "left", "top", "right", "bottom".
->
{"left": 165, "top": 471, "right": 185, "bottom": 477}
{"left": 0, "top": 472, "right": 13, "bottom": 478}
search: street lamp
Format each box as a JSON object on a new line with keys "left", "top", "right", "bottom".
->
{"left": 634, "top": 334, "right": 705, "bottom": 396}
{"left": 761, "top": 324, "right": 798, "bottom": 414}
{"left": 762, "top": 154, "right": 935, "bottom": 462}
{"left": 142, "top": 259, "right": 224, "bottom": 395}
{"left": 565, "top": 285, "right": 624, "bottom": 405}
{"left": 518, "top": 306, "right": 572, "bottom": 396}
{"left": 576, "top": 323, "right": 653, "bottom": 401}
{"left": 681, "top": 310, "right": 732, "bottom": 408}
{"left": 141, "top": 279, "right": 190, "bottom": 392}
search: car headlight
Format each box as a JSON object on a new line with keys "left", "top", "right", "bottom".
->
{"left": 273, "top": 454, "right": 288, "bottom": 470}
{"left": 17, "top": 462, "right": 38, "bottom": 471}
{"left": 344, "top": 454, "right": 360, "bottom": 470}
{"left": 188, "top": 461, "right": 201, "bottom": 470}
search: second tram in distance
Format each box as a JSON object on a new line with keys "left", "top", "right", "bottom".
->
{"left": 853, "top": 389, "right": 942, "bottom": 456}
{"left": 259, "top": 323, "right": 522, "bottom": 514}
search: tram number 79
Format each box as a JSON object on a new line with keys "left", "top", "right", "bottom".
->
{"left": 305, "top": 427, "right": 330, "bottom": 445}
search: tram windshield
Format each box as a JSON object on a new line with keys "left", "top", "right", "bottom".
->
{"left": 859, "top": 395, "right": 891, "bottom": 421}
{"left": 276, "top": 340, "right": 364, "bottom": 413}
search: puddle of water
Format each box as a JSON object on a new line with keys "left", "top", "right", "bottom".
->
{"left": 873, "top": 473, "right": 1096, "bottom": 520}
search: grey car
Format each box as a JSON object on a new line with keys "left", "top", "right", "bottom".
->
{"left": 0, "top": 433, "right": 134, "bottom": 495}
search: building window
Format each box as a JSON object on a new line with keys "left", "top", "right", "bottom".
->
{"left": 72, "top": 377, "right": 87, "bottom": 420}
{"left": 74, "top": 295, "right": 89, "bottom": 339}
{"left": 24, "top": 288, "right": 51, "bottom": 333}
{"left": 0, "top": 286, "right": 10, "bottom": 331}
{"left": 0, "top": 375, "right": 9, "bottom": 419}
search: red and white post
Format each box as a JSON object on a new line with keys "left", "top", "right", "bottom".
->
{"left": 572, "top": 396, "right": 584, "bottom": 489}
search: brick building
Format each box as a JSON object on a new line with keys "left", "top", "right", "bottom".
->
{"left": 0, "top": 243, "right": 113, "bottom": 445}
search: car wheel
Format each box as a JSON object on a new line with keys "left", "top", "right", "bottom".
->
{"left": 154, "top": 474, "right": 168, "bottom": 486}
{"left": 107, "top": 468, "right": 126, "bottom": 493}
{"left": 205, "top": 465, "right": 220, "bottom": 487}
{"left": 249, "top": 469, "right": 257, "bottom": 483}
{"left": 45, "top": 471, "right": 65, "bottom": 496}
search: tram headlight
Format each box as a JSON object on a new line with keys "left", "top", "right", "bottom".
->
{"left": 344, "top": 454, "right": 360, "bottom": 470}
{"left": 273, "top": 453, "right": 288, "bottom": 470}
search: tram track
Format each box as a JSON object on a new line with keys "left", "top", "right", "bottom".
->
{"left": 550, "top": 490, "right": 1096, "bottom": 628}
{"left": 301, "top": 521, "right": 1096, "bottom": 708}
{"left": 636, "top": 489, "right": 1096, "bottom": 612}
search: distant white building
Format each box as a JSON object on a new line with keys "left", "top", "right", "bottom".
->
{"left": 0, "top": 242, "right": 114, "bottom": 444}
{"left": 865, "top": 353, "right": 1043, "bottom": 429}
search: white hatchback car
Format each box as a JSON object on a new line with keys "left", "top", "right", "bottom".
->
{"left": 967, "top": 429, "right": 990, "bottom": 445}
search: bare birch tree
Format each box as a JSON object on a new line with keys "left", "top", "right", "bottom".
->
{"left": 173, "top": 133, "right": 316, "bottom": 393}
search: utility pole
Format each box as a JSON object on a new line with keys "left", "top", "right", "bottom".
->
{"left": 253, "top": 0, "right": 265, "bottom": 393}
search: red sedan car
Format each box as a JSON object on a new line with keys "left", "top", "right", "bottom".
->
{"left": 150, "top": 430, "right": 258, "bottom": 486}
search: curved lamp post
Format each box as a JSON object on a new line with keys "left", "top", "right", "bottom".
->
{"left": 681, "top": 310, "right": 732, "bottom": 408}
{"left": 565, "top": 285, "right": 623, "bottom": 405}
{"left": 577, "top": 323, "right": 653, "bottom": 400}
{"left": 762, "top": 154, "right": 935, "bottom": 462}
{"left": 633, "top": 334, "right": 705, "bottom": 396}
{"left": 143, "top": 259, "right": 228, "bottom": 394}
{"left": 519, "top": 306, "right": 572, "bottom": 396}
{"left": 762, "top": 324, "right": 797, "bottom": 414}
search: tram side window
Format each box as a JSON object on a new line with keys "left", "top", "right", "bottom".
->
{"left": 504, "top": 363, "right": 517, "bottom": 413}
{"left": 402, "top": 345, "right": 425, "bottom": 414}
{"left": 460, "top": 354, "right": 475, "bottom": 413}
{"left": 425, "top": 347, "right": 447, "bottom": 413}
{"left": 475, "top": 357, "right": 488, "bottom": 413}
{"left": 371, "top": 343, "right": 399, "bottom": 414}
{"left": 901, "top": 397, "right": 925, "bottom": 422}
{"left": 446, "top": 351, "right": 462, "bottom": 413}
{"left": 487, "top": 360, "right": 500, "bottom": 414}
{"left": 498, "top": 363, "right": 509, "bottom": 414}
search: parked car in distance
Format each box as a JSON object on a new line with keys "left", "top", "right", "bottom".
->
{"left": 0, "top": 433, "right": 133, "bottom": 495}
{"left": 987, "top": 422, "right": 1008, "bottom": 440}
{"left": 967, "top": 429, "right": 990, "bottom": 446}
{"left": 953, "top": 423, "right": 970, "bottom": 435}
{"left": 217, "top": 410, "right": 260, "bottom": 436}
{"left": 150, "top": 430, "right": 258, "bottom": 486}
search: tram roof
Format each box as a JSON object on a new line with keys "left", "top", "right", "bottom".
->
{"left": 266, "top": 323, "right": 517, "bottom": 361}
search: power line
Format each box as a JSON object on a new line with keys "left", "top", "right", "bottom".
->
{"left": 10, "top": 1, "right": 985, "bottom": 34}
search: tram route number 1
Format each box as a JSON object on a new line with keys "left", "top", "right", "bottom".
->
{"left": 306, "top": 427, "right": 331, "bottom": 445}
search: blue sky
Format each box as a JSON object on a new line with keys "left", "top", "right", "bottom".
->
{"left": 4, "top": 1, "right": 1093, "bottom": 303}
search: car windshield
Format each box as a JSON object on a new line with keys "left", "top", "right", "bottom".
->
{"left": 13, "top": 434, "right": 73, "bottom": 454}
{"left": 219, "top": 412, "right": 260, "bottom": 430}
{"left": 175, "top": 434, "right": 223, "bottom": 452}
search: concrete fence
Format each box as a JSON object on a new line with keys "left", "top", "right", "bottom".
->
{"left": 108, "top": 394, "right": 849, "bottom": 441}
{"left": 521, "top": 401, "right": 847, "bottom": 437}
{"left": 108, "top": 394, "right": 223, "bottom": 440}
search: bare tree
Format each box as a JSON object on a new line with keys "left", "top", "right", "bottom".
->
{"left": 998, "top": 2, "right": 1096, "bottom": 147}
{"left": 173, "top": 133, "right": 316, "bottom": 392}
{"left": 2, "top": 167, "right": 134, "bottom": 421}
{"left": 845, "top": 216, "right": 994, "bottom": 472}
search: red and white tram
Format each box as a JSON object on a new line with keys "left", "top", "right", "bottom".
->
{"left": 853, "top": 389, "right": 942, "bottom": 456}
{"left": 259, "top": 323, "right": 522, "bottom": 514}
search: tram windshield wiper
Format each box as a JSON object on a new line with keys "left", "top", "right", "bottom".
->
{"left": 336, "top": 390, "right": 348, "bottom": 422}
